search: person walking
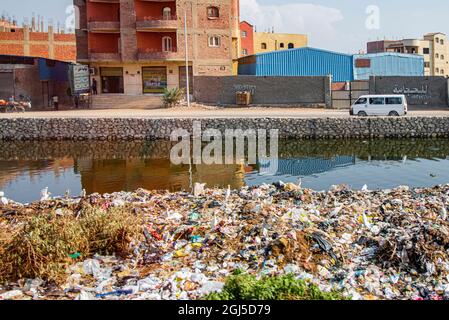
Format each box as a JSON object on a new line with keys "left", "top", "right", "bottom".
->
{"left": 92, "top": 78, "right": 98, "bottom": 95}
{"left": 52, "top": 95, "right": 59, "bottom": 111}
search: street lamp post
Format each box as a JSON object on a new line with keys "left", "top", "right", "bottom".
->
{"left": 184, "top": 10, "right": 191, "bottom": 108}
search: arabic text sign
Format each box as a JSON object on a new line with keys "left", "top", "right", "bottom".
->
{"left": 393, "top": 85, "right": 429, "bottom": 95}
{"left": 72, "top": 65, "right": 90, "bottom": 93}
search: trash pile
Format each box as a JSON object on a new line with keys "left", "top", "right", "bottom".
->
{"left": 1, "top": 182, "right": 449, "bottom": 300}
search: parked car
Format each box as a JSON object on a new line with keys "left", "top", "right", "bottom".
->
{"left": 350, "top": 95, "right": 408, "bottom": 117}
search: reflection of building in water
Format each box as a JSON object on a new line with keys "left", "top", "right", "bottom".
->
{"left": 260, "top": 156, "right": 356, "bottom": 176}
{"left": 0, "top": 158, "right": 75, "bottom": 189}
{"left": 75, "top": 158, "right": 245, "bottom": 194}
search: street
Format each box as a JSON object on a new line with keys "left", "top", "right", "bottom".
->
{"left": 1, "top": 106, "right": 448, "bottom": 119}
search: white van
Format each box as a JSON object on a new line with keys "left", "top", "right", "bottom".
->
{"left": 350, "top": 95, "right": 408, "bottom": 117}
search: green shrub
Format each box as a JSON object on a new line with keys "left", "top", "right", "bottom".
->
{"left": 162, "top": 87, "right": 185, "bottom": 108}
{"left": 204, "top": 273, "right": 348, "bottom": 300}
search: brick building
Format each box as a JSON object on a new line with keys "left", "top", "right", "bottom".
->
{"left": 0, "top": 55, "right": 74, "bottom": 109}
{"left": 240, "top": 21, "right": 254, "bottom": 56}
{"left": 0, "top": 18, "right": 76, "bottom": 62}
{"left": 74, "top": 0, "right": 240, "bottom": 96}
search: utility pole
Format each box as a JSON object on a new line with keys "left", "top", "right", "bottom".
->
{"left": 184, "top": 10, "right": 191, "bottom": 108}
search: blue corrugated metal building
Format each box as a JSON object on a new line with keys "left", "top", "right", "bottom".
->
{"left": 353, "top": 52, "right": 424, "bottom": 80}
{"left": 239, "top": 47, "right": 354, "bottom": 82}
{"left": 238, "top": 47, "right": 424, "bottom": 82}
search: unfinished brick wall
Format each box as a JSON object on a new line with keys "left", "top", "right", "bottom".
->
{"left": 0, "top": 44, "right": 23, "bottom": 55}
{"left": 0, "top": 27, "right": 76, "bottom": 62}
{"left": 54, "top": 45, "right": 77, "bottom": 61}
{"left": 30, "top": 45, "right": 50, "bottom": 58}
{"left": 0, "top": 29, "right": 24, "bottom": 40}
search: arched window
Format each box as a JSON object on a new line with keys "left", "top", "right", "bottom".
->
{"left": 162, "top": 7, "right": 171, "bottom": 20}
{"left": 261, "top": 43, "right": 267, "bottom": 50}
{"left": 207, "top": 6, "right": 219, "bottom": 19}
{"left": 288, "top": 43, "right": 294, "bottom": 49}
{"left": 162, "top": 36, "right": 173, "bottom": 52}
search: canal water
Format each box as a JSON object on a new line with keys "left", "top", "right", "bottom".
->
{"left": 1, "top": 139, "right": 449, "bottom": 203}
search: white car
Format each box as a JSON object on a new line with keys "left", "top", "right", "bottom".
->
{"left": 350, "top": 95, "right": 408, "bottom": 117}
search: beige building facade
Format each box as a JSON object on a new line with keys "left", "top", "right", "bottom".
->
{"left": 254, "top": 32, "right": 308, "bottom": 54}
{"left": 423, "top": 33, "right": 449, "bottom": 76}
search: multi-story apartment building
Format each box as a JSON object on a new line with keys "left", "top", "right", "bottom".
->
{"left": 0, "top": 17, "right": 76, "bottom": 62}
{"left": 74, "top": 0, "right": 240, "bottom": 95}
{"left": 367, "top": 33, "right": 449, "bottom": 76}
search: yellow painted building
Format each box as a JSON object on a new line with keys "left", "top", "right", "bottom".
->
{"left": 254, "top": 32, "right": 308, "bottom": 54}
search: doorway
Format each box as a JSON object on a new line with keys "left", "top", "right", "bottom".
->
{"left": 100, "top": 67, "right": 124, "bottom": 94}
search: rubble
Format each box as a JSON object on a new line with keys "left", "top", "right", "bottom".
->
{"left": 1, "top": 182, "right": 449, "bottom": 300}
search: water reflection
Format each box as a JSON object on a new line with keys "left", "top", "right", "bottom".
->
{"left": 1, "top": 139, "right": 449, "bottom": 203}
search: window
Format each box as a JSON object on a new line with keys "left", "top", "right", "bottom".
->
{"left": 279, "top": 43, "right": 285, "bottom": 48}
{"left": 436, "top": 53, "right": 439, "bottom": 59}
{"left": 442, "top": 55, "right": 445, "bottom": 60}
{"left": 386, "top": 97, "right": 402, "bottom": 105}
{"left": 241, "top": 31, "right": 247, "bottom": 38}
{"left": 441, "top": 39, "right": 445, "bottom": 45}
{"left": 436, "top": 68, "right": 440, "bottom": 73}
{"left": 242, "top": 49, "right": 248, "bottom": 56}
{"left": 423, "top": 48, "right": 430, "bottom": 54}
{"left": 207, "top": 6, "right": 219, "bottom": 19}
{"left": 261, "top": 43, "right": 267, "bottom": 50}
{"left": 442, "top": 69, "right": 445, "bottom": 75}
{"left": 162, "top": 36, "right": 173, "bottom": 52}
{"left": 436, "top": 37, "right": 440, "bottom": 43}
{"left": 355, "top": 98, "right": 367, "bottom": 105}
{"left": 424, "top": 62, "right": 430, "bottom": 68}
{"left": 208, "top": 36, "right": 220, "bottom": 47}
{"left": 162, "top": 7, "right": 172, "bottom": 20}
{"left": 288, "top": 43, "right": 294, "bottom": 49}
{"left": 369, "top": 97, "right": 385, "bottom": 105}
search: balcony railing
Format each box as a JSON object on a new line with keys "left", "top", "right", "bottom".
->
{"left": 136, "top": 15, "right": 178, "bottom": 31}
{"left": 138, "top": 48, "right": 181, "bottom": 60}
{"left": 89, "top": 0, "right": 119, "bottom": 3}
{"left": 89, "top": 51, "right": 121, "bottom": 61}
{"left": 88, "top": 21, "right": 120, "bottom": 32}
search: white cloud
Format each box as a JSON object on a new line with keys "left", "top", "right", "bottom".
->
{"left": 240, "top": 0, "right": 344, "bottom": 49}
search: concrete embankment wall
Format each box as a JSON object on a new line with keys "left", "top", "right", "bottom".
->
{"left": 1, "top": 117, "right": 449, "bottom": 141}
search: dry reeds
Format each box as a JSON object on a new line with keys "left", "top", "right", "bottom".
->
{"left": 0, "top": 206, "right": 143, "bottom": 284}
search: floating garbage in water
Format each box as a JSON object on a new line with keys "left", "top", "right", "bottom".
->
{"left": 40, "top": 187, "right": 51, "bottom": 201}
{"left": 0, "top": 191, "right": 8, "bottom": 206}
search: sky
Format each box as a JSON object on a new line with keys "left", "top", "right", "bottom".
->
{"left": 2, "top": 0, "right": 449, "bottom": 53}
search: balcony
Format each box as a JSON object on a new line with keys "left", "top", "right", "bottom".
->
{"left": 136, "top": 16, "right": 178, "bottom": 32}
{"left": 138, "top": 49, "right": 182, "bottom": 61}
{"left": 89, "top": 0, "right": 119, "bottom": 3}
{"left": 89, "top": 51, "right": 121, "bottom": 62}
{"left": 88, "top": 21, "right": 120, "bottom": 32}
